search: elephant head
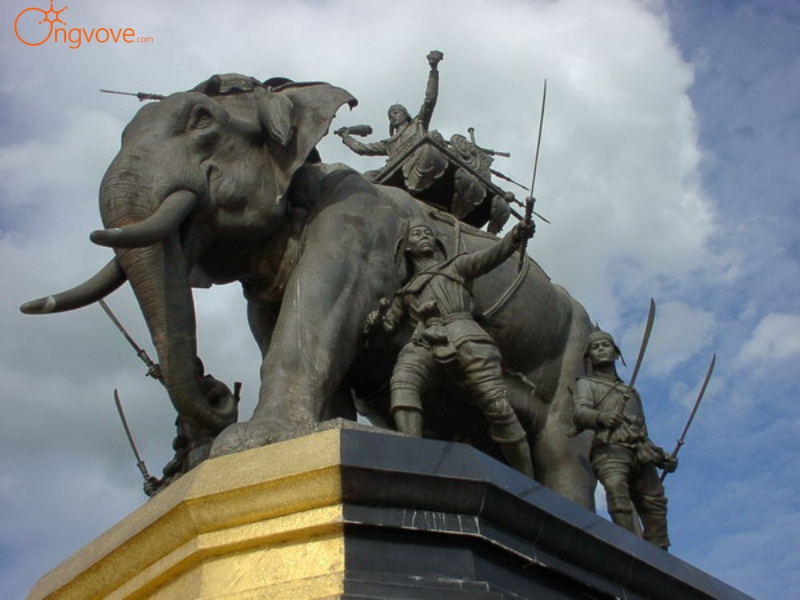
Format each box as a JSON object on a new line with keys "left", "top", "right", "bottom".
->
{"left": 21, "top": 74, "right": 357, "bottom": 440}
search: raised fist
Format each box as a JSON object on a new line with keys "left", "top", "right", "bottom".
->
{"left": 427, "top": 50, "right": 444, "bottom": 68}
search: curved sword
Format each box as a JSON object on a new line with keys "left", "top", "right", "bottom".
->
{"left": 628, "top": 297, "right": 656, "bottom": 390}
{"left": 615, "top": 298, "right": 656, "bottom": 418}
{"left": 661, "top": 353, "right": 716, "bottom": 482}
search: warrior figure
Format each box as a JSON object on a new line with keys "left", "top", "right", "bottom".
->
{"left": 366, "top": 218, "right": 535, "bottom": 478}
{"left": 572, "top": 328, "right": 678, "bottom": 549}
{"left": 336, "top": 50, "right": 447, "bottom": 193}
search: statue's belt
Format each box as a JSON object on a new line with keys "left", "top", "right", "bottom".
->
{"left": 421, "top": 311, "right": 472, "bottom": 329}
{"left": 592, "top": 436, "right": 664, "bottom": 466}
{"left": 413, "top": 312, "right": 492, "bottom": 364}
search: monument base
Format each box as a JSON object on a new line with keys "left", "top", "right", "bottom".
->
{"left": 29, "top": 421, "right": 752, "bottom": 599}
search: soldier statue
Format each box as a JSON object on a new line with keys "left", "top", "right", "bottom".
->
{"left": 336, "top": 50, "right": 446, "bottom": 194}
{"left": 366, "top": 217, "right": 535, "bottom": 478}
{"left": 572, "top": 328, "right": 678, "bottom": 549}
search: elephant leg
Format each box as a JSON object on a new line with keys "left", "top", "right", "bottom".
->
{"left": 246, "top": 298, "right": 278, "bottom": 358}
{"left": 214, "top": 214, "right": 396, "bottom": 455}
{"left": 532, "top": 298, "right": 596, "bottom": 510}
{"left": 246, "top": 290, "right": 358, "bottom": 426}
{"left": 321, "top": 379, "right": 358, "bottom": 422}
{"left": 533, "top": 387, "right": 595, "bottom": 509}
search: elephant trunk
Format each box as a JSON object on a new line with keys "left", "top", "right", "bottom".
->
{"left": 119, "top": 232, "right": 236, "bottom": 434}
{"left": 100, "top": 169, "right": 236, "bottom": 434}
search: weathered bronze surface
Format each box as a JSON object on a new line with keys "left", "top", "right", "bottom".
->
{"left": 336, "top": 51, "right": 515, "bottom": 231}
{"left": 572, "top": 328, "right": 678, "bottom": 549}
{"left": 21, "top": 66, "right": 595, "bottom": 507}
{"left": 366, "top": 219, "right": 536, "bottom": 477}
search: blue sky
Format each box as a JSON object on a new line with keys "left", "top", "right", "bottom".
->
{"left": 1, "top": 1, "right": 798, "bottom": 598}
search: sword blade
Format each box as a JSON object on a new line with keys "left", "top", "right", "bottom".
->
{"left": 518, "top": 80, "right": 547, "bottom": 272}
{"left": 529, "top": 79, "right": 547, "bottom": 196}
{"left": 661, "top": 353, "right": 716, "bottom": 482}
{"left": 99, "top": 299, "right": 142, "bottom": 355}
{"left": 114, "top": 389, "right": 149, "bottom": 479}
{"left": 679, "top": 352, "right": 716, "bottom": 443}
{"left": 628, "top": 297, "right": 656, "bottom": 390}
{"left": 99, "top": 299, "right": 162, "bottom": 380}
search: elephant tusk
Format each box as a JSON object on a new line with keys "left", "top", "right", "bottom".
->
{"left": 90, "top": 190, "right": 199, "bottom": 248}
{"left": 20, "top": 257, "right": 127, "bottom": 314}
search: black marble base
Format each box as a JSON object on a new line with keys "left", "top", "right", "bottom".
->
{"left": 333, "top": 426, "right": 752, "bottom": 600}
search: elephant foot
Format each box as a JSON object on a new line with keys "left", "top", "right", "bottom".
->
{"left": 210, "top": 418, "right": 318, "bottom": 458}
{"left": 210, "top": 421, "right": 280, "bottom": 458}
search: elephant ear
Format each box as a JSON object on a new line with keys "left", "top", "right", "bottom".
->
{"left": 256, "top": 91, "right": 295, "bottom": 147}
{"left": 258, "top": 82, "right": 358, "bottom": 200}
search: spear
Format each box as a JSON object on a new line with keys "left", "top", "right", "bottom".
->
{"left": 114, "top": 389, "right": 151, "bottom": 481}
{"left": 661, "top": 353, "right": 716, "bottom": 482}
{"left": 518, "top": 79, "right": 547, "bottom": 272}
{"left": 100, "top": 88, "right": 166, "bottom": 102}
{"left": 489, "top": 168, "right": 529, "bottom": 190}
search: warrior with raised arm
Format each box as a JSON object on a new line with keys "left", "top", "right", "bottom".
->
{"left": 366, "top": 217, "right": 535, "bottom": 478}
{"left": 337, "top": 51, "right": 446, "bottom": 193}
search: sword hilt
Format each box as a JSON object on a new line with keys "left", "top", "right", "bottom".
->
{"left": 517, "top": 197, "right": 536, "bottom": 272}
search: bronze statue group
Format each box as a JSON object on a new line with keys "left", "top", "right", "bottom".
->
{"left": 364, "top": 214, "right": 677, "bottom": 550}
{"left": 350, "top": 51, "right": 680, "bottom": 551}
{"left": 27, "top": 49, "right": 691, "bottom": 553}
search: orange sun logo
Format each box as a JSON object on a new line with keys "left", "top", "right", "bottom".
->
{"left": 14, "top": 0, "right": 69, "bottom": 46}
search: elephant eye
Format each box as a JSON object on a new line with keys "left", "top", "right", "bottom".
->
{"left": 188, "top": 105, "right": 214, "bottom": 131}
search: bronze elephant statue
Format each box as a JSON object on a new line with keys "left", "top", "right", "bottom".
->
{"left": 21, "top": 74, "right": 596, "bottom": 508}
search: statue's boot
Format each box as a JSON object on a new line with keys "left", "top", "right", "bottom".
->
{"left": 393, "top": 407, "right": 424, "bottom": 437}
{"left": 640, "top": 512, "right": 670, "bottom": 550}
{"left": 609, "top": 508, "right": 639, "bottom": 535}
{"left": 498, "top": 438, "right": 535, "bottom": 478}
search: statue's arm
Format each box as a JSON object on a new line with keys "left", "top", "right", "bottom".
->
{"left": 574, "top": 379, "right": 627, "bottom": 432}
{"left": 572, "top": 378, "right": 602, "bottom": 433}
{"left": 365, "top": 294, "right": 405, "bottom": 337}
{"left": 456, "top": 222, "right": 531, "bottom": 280}
{"left": 382, "top": 294, "right": 406, "bottom": 335}
{"left": 341, "top": 134, "right": 388, "bottom": 157}
{"left": 417, "top": 51, "right": 443, "bottom": 130}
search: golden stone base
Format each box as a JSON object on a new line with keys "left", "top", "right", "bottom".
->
{"left": 28, "top": 427, "right": 349, "bottom": 600}
{"left": 29, "top": 422, "right": 753, "bottom": 600}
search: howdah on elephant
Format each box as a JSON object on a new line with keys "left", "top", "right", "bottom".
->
{"left": 21, "top": 74, "right": 596, "bottom": 508}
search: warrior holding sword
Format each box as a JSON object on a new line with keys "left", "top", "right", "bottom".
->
{"left": 572, "top": 327, "right": 678, "bottom": 550}
{"left": 365, "top": 217, "right": 536, "bottom": 478}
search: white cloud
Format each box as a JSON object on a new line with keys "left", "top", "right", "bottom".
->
{"left": 3, "top": 0, "right": 798, "bottom": 597}
{"left": 639, "top": 300, "right": 715, "bottom": 376}
{"left": 737, "top": 313, "right": 800, "bottom": 366}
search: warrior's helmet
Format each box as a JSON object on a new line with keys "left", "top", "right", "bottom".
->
{"left": 585, "top": 326, "right": 624, "bottom": 363}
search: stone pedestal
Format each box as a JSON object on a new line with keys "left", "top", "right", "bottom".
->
{"left": 29, "top": 422, "right": 752, "bottom": 599}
